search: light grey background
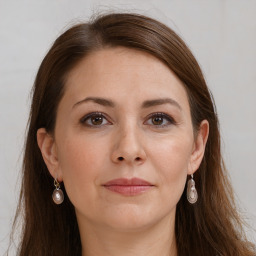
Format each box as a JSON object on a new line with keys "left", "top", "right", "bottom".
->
{"left": 1, "top": 0, "right": 255, "bottom": 254}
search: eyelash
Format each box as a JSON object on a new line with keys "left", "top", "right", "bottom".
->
{"left": 80, "top": 111, "right": 176, "bottom": 128}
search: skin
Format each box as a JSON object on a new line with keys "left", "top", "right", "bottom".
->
{"left": 37, "top": 47, "right": 209, "bottom": 256}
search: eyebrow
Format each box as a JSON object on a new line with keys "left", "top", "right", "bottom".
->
{"left": 73, "top": 97, "right": 182, "bottom": 110}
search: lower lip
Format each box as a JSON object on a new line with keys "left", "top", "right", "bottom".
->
{"left": 103, "top": 185, "right": 153, "bottom": 196}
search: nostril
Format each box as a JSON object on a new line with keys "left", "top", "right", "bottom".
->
{"left": 116, "top": 156, "right": 142, "bottom": 162}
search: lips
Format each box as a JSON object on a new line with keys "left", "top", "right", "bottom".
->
{"left": 103, "top": 178, "right": 154, "bottom": 196}
{"left": 104, "top": 177, "right": 153, "bottom": 186}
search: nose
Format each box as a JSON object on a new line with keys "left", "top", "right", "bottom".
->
{"left": 110, "top": 124, "right": 146, "bottom": 165}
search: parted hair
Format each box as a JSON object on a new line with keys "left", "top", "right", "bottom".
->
{"left": 9, "top": 12, "right": 255, "bottom": 256}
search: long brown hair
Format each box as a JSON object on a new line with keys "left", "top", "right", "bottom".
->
{"left": 8, "top": 12, "right": 255, "bottom": 256}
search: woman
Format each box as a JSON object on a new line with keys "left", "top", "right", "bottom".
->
{"left": 9, "top": 12, "right": 255, "bottom": 255}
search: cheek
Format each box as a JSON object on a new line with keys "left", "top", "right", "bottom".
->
{"left": 149, "top": 134, "right": 192, "bottom": 199}
{"left": 56, "top": 134, "right": 107, "bottom": 205}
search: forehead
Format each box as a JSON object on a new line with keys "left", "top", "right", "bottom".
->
{"left": 67, "top": 46, "right": 169, "bottom": 78}
{"left": 63, "top": 46, "right": 190, "bottom": 111}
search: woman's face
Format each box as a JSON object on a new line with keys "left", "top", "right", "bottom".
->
{"left": 39, "top": 47, "right": 207, "bottom": 231}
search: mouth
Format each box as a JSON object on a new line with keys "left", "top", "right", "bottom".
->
{"left": 102, "top": 178, "right": 154, "bottom": 196}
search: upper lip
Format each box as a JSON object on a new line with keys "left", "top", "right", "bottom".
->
{"left": 103, "top": 178, "right": 153, "bottom": 186}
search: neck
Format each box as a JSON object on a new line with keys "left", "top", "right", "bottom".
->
{"left": 77, "top": 211, "right": 177, "bottom": 256}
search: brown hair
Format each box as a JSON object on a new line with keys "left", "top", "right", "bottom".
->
{"left": 8, "top": 12, "right": 255, "bottom": 256}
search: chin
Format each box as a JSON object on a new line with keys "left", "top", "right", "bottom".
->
{"left": 98, "top": 205, "right": 172, "bottom": 232}
{"left": 103, "top": 216, "right": 156, "bottom": 232}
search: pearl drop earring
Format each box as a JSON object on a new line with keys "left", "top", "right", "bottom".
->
{"left": 187, "top": 174, "right": 198, "bottom": 204}
{"left": 52, "top": 177, "right": 64, "bottom": 204}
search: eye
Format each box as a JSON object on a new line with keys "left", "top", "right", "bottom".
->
{"left": 80, "top": 112, "right": 110, "bottom": 127}
{"left": 80, "top": 112, "right": 175, "bottom": 128}
{"left": 145, "top": 113, "right": 176, "bottom": 128}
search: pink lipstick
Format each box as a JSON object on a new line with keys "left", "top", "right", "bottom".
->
{"left": 103, "top": 178, "right": 154, "bottom": 196}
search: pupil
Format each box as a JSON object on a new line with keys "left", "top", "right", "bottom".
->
{"left": 92, "top": 116, "right": 103, "bottom": 125}
{"left": 153, "top": 116, "right": 163, "bottom": 125}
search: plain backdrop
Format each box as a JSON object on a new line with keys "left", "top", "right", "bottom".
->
{"left": 0, "top": 0, "right": 255, "bottom": 254}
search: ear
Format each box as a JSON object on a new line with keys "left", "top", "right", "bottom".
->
{"left": 37, "top": 128, "right": 63, "bottom": 181}
{"left": 188, "top": 120, "right": 209, "bottom": 175}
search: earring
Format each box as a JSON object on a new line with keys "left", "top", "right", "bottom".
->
{"left": 187, "top": 174, "right": 198, "bottom": 204}
{"left": 52, "top": 177, "right": 64, "bottom": 204}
